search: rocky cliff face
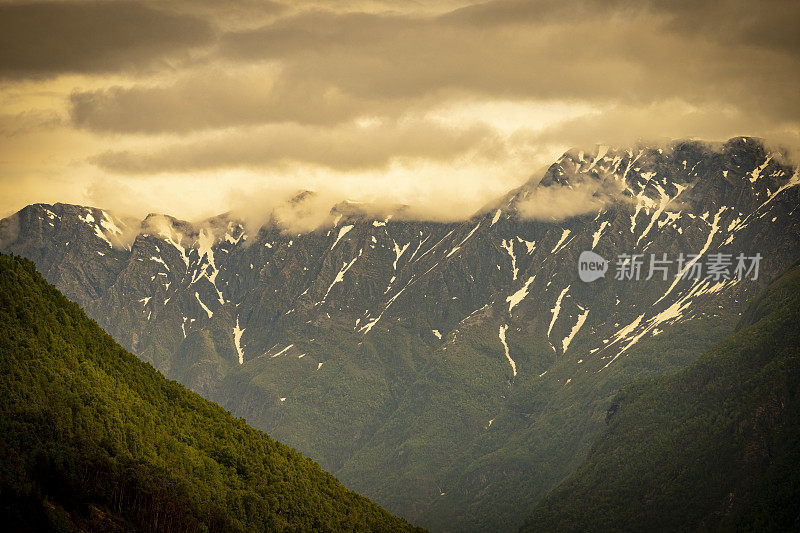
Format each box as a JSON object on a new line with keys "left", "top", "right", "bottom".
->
{"left": 3, "top": 137, "right": 799, "bottom": 531}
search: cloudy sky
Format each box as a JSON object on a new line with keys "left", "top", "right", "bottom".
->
{"left": 1, "top": 0, "right": 799, "bottom": 222}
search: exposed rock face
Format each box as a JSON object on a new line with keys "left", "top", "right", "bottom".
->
{"left": 3, "top": 137, "right": 799, "bottom": 531}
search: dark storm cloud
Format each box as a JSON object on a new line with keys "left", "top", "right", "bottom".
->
{"left": 217, "top": 1, "right": 799, "bottom": 105}
{"left": 445, "top": 0, "right": 800, "bottom": 56}
{"left": 0, "top": 1, "right": 215, "bottom": 77}
{"left": 67, "top": 0, "right": 800, "bottom": 136}
{"left": 649, "top": 0, "right": 800, "bottom": 54}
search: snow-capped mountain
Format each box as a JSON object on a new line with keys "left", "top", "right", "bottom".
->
{"left": 2, "top": 137, "right": 798, "bottom": 531}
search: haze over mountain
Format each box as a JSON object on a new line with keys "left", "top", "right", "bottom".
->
{"left": 3, "top": 136, "right": 799, "bottom": 531}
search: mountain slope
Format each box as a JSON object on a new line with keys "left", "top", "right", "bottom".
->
{"left": 522, "top": 259, "right": 800, "bottom": 531}
{"left": 2, "top": 137, "right": 799, "bottom": 530}
{"left": 0, "top": 253, "right": 420, "bottom": 532}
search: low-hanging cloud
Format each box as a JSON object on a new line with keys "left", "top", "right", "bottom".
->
{"left": 229, "top": 189, "right": 405, "bottom": 236}
{"left": 516, "top": 176, "right": 630, "bottom": 222}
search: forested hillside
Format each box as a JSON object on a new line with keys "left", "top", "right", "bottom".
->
{"left": 522, "top": 260, "right": 800, "bottom": 531}
{"left": 0, "top": 253, "right": 420, "bottom": 532}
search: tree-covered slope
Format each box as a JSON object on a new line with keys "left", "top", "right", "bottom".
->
{"left": 0, "top": 254, "right": 420, "bottom": 532}
{"left": 521, "top": 260, "right": 800, "bottom": 532}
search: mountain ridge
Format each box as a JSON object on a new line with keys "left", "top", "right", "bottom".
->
{"left": 2, "top": 136, "right": 799, "bottom": 531}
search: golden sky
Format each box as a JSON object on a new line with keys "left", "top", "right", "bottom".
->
{"left": 1, "top": 0, "right": 799, "bottom": 221}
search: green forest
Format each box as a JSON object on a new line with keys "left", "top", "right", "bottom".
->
{"left": 0, "top": 253, "right": 421, "bottom": 532}
{"left": 522, "top": 259, "right": 800, "bottom": 531}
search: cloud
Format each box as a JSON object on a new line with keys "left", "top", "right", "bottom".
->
{"left": 445, "top": 0, "right": 800, "bottom": 58}
{"left": 0, "top": 1, "right": 214, "bottom": 78}
{"left": 159, "top": 0, "right": 286, "bottom": 29}
{"left": 89, "top": 119, "right": 504, "bottom": 173}
{"left": 229, "top": 190, "right": 379, "bottom": 235}
{"left": 217, "top": 0, "right": 800, "bottom": 116}
{"left": 649, "top": 0, "right": 800, "bottom": 55}
{"left": 0, "top": 109, "right": 64, "bottom": 136}
{"left": 1, "top": 0, "right": 799, "bottom": 225}
{"left": 518, "top": 100, "right": 800, "bottom": 157}
{"left": 78, "top": 148, "right": 538, "bottom": 225}
{"left": 220, "top": 9, "right": 647, "bottom": 102}
{"left": 516, "top": 176, "right": 629, "bottom": 222}
{"left": 64, "top": 0, "right": 798, "bottom": 135}
{"left": 439, "top": 0, "right": 630, "bottom": 26}
{"left": 70, "top": 65, "right": 389, "bottom": 133}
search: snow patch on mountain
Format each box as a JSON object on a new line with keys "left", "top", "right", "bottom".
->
{"left": 491, "top": 209, "right": 502, "bottom": 226}
{"left": 507, "top": 275, "right": 536, "bottom": 313}
{"left": 447, "top": 222, "right": 482, "bottom": 258}
{"left": 517, "top": 236, "right": 536, "bottom": 254}
{"left": 498, "top": 325, "right": 517, "bottom": 377}
{"left": 323, "top": 250, "right": 362, "bottom": 302}
{"left": 749, "top": 156, "right": 772, "bottom": 183}
{"left": 501, "top": 238, "right": 518, "bottom": 280}
{"left": 195, "top": 292, "right": 213, "bottom": 318}
{"left": 656, "top": 206, "right": 727, "bottom": 305}
{"left": 234, "top": 317, "right": 246, "bottom": 364}
{"left": 331, "top": 225, "right": 354, "bottom": 250}
{"left": 591, "top": 221, "right": 609, "bottom": 249}
{"left": 551, "top": 230, "right": 572, "bottom": 253}
{"left": 393, "top": 240, "right": 410, "bottom": 270}
{"left": 272, "top": 344, "right": 294, "bottom": 358}
{"left": 562, "top": 308, "right": 589, "bottom": 352}
{"left": 547, "top": 285, "right": 571, "bottom": 338}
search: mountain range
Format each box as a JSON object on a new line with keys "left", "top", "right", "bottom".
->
{"left": 2, "top": 136, "right": 799, "bottom": 531}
